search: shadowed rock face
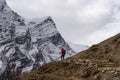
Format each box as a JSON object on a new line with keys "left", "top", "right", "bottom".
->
{"left": 0, "top": 0, "right": 75, "bottom": 80}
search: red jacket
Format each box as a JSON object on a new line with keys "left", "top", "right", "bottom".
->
{"left": 60, "top": 48, "right": 65, "bottom": 55}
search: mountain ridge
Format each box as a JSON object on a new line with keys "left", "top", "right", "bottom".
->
{"left": 68, "top": 42, "right": 89, "bottom": 52}
{"left": 14, "top": 33, "right": 120, "bottom": 80}
{"left": 0, "top": 0, "right": 75, "bottom": 80}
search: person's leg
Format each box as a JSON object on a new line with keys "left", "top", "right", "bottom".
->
{"left": 61, "top": 55, "right": 63, "bottom": 60}
{"left": 63, "top": 55, "right": 65, "bottom": 60}
{"left": 61, "top": 55, "right": 62, "bottom": 60}
{"left": 61, "top": 55, "right": 64, "bottom": 60}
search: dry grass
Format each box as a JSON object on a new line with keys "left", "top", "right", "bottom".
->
{"left": 14, "top": 33, "right": 120, "bottom": 80}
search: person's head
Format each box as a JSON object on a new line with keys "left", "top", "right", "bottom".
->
{"left": 61, "top": 48, "right": 64, "bottom": 50}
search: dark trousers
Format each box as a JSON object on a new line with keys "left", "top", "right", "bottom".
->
{"left": 61, "top": 54, "right": 65, "bottom": 60}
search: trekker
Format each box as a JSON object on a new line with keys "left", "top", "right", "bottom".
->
{"left": 60, "top": 48, "right": 66, "bottom": 60}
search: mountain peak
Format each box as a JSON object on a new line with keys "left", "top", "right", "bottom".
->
{"left": 0, "top": 0, "right": 75, "bottom": 80}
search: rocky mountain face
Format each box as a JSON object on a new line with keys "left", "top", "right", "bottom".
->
{"left": 14, "top": 33, "right": 120, "bottom": 80}
{"left": 0, "top": 0, "right": 75, "bottom": 80}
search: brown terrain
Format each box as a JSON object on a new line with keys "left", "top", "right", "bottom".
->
{"left": 14, "top": 33, "right": 120, "bottom": 80}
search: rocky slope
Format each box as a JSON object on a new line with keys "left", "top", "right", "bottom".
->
{"left": 0, "top": 0, "right": 75, "bottom": 80}
{"left": 14, "top": 33, "right": 120, "bottom": 80}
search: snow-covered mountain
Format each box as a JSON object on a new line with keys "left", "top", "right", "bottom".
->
{"left": 68, "top": 42, "right": 89, "bottom": 52}
{"left": 0, "top": 0, "right": 75, "bottom": 79}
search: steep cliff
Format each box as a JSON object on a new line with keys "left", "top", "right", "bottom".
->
{"left": 0, "top": 0, "right": 75, "bottom": 80}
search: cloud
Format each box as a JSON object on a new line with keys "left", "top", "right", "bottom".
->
{"left": 6, "top": 0, "right": 120, "bottom": 45}
{"left": 80, "top": 22, "right": 120, "bottom": 45}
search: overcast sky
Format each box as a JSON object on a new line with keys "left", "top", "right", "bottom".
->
{"left": 6, "top": 0, "right": 120, "bottom": 46}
